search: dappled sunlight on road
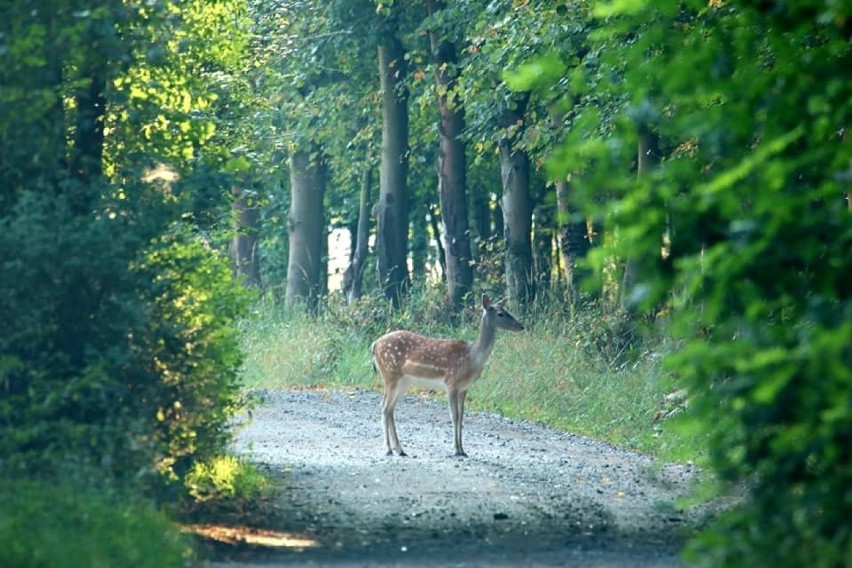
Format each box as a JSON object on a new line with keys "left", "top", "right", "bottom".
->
{"left": 182, "top": 524, "right": 319, "bottom": 549}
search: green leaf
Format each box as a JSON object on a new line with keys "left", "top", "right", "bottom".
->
{"left": 593, "top": 0, "right": 650, "bottom": 18}
{"left": 502, "top": 54, "right": 566, "bottom": 93}
{"left": 223, "top": 156, "right": 252, "bottom": 173}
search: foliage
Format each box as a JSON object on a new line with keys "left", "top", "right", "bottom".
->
{"left": 0, "top": 478, "right": 191, "bottom": 568}
{"left": 137, "top": 230, "right": 253, "bottom": 480}
{"left": 0, "top": 0, "right": 253, "bottom": 492}
{"left": 185, "top": 455, "right": 268, "bottom": 501}
{"left": 509, "top": 0, "right": 851, "bottom": 564}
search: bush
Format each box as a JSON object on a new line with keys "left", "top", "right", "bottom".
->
{"left": 0, "top": 479, "right": 191, "bottom": 568}
{"left": 0, "top": 188, "right": 251, "bottom": 489}
{"left": 533, "top": 1, "right": 852, "bottom": 564}
{"left": 185, "top": 455, "right": 268, "bottom": 501}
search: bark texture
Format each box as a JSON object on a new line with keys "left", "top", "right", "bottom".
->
{"left": 427, "top": 0, "right": 472, "bottom": 311}
{"left": 286, "top": 150, "right": 326, "bottom": 311}
{"left": 499, "top": 94, "right": 534, "bottom": 307}
{"left": 376, "top": 20, "right": 410, "bottom": 307}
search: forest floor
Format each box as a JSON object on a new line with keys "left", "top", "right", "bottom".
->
{"left": 197, "top": 389, "right": 714, "bottom": 567}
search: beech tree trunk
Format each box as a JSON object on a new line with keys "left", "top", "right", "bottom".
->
{"left": 555, "top": 175, "right": 593, "bottom": 299}
{"left": 533, "top": 204, "right": 553, "bottom": 295}
{"left": 427, "top": 0, "right": 472, "bottom": 311}
{"left": 376, "top": 17, "right": 410, "bottom": 307}
{"left": 286, "top": 149, "right": 326, "bottom": 312}
{"left": 499, "top": 94, "right": 534, "bottom": 307}
{"left": 621, "top": 125, "right": 659, "bottom": 312}
{"left": 231, "top": 188, "right": 261, "bottom": 288}
{"left": 343, "top": 164, "right": 372, "bottom": 304}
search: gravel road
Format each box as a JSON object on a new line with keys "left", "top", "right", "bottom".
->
{"left": 204, "top": 389, "right": 707, "bottom": 567}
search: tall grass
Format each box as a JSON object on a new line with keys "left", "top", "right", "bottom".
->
{"left": 238, "top": 291, "right": 702, "bottom": 462}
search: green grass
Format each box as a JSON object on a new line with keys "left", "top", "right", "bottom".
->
{"left": 185, "top": 455, "right": 269, "bottom": 501}
{"left": 238, "top": 294, "right": 704, "bottom": 462}
{"left": 0, "top": 479, "right": 191, "bottom": 568}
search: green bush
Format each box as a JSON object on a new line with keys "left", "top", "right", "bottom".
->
{"left": 0, "top": 188, "right": 251, "bottom": 488}
{"left": 185, "top": 455, "right": 268, "bottom": 501}
{"left": 0, "top": 479, "right": 191, "bottom": 568}
{"left": 527, "top": 0, "right": 852, "bottom": 564}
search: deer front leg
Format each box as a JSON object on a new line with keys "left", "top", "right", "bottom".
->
{"left": 381, "top": 383, "right": 407, "bottom": 456}
{"left": 448, "top": 389, "right": 468, "bottom": 457}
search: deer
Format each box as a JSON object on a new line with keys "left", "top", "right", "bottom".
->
{"left": 371, "top": 294, "right": 524, "bottom": 457}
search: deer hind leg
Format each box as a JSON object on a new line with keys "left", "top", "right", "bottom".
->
{"left": 448, "top": 389, "right": 468, "bottom": 457}
{"left": 381, "top": 380, "right": 407, "bottom": 456}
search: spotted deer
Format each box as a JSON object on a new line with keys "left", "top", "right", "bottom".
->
{"left": 371, "top": 294, "right": 524, "bottom": 457}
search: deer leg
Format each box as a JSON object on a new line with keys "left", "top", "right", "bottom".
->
{"left": 458, "top": 390, "right": 468, "bottom": 456}
{"left": 381, "top": 382, "right": 407, "bottom": 456}
{"left": 448, "top": 389, "right": 468, "bottom": 457}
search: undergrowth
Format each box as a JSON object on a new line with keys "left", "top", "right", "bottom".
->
{"left": 238, "top": 289, "right": 703, "bottom": 463}
{"left": 0, "top": 478, "right": 191, "bottom": 568}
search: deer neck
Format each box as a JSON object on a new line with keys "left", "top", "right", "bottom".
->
{"left": 470, "top": 314, "right": 497, "bottom": 370}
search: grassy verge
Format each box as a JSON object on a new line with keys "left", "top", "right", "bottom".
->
{"left": 238, "top": 294, "right": 703, "bottom": 463}
{"left": 0, "top": 478, "right": 191, "bottom": 568}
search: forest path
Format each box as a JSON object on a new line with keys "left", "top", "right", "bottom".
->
{"left": 202, "top": 389, "right": 706, "bottom": 567}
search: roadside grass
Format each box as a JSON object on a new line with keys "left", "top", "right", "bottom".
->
{"left": 238, "top": 294, "right": 703, "bottom": 463}
{"left": 185, "top": 455, "right": 269, "bottom": 502}
{"left": 0, "top": 478, "right": 191, "bottom": 568}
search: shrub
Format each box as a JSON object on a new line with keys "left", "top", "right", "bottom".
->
{"left": 0, "top": 189, "right": 251, "bottom": 489}
{"left": 0, "top": 479, "right": 191, "bottom": 568}
{"left": 531, "top": 1, "right": 852, "bottom": 564}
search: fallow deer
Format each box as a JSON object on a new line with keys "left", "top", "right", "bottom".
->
{"left": 371, "top": 294, "right": 524, "bottom": 457}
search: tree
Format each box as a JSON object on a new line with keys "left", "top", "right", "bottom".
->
{"left": 286, "top": 150, "right": 326, "bottom": 311}
{"left": 375, "top": 4, "right": 411, "bottom": 307}
{"left": 425, "top": 0, "right": 473, "bottom": 311}
{"left": 498, "top": 92, "right": 535, "bottom": 307}
{"left": 342, "top": 160, "right": 373, "bottom": 303}
{"left": 231, "top": 187, "right": 262, "bottom": 288}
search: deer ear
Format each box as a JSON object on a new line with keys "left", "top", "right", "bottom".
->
{"left": 481, "top": 294, "right": 491, "bottom": 309}
{"left": 496, "top": 298, "right": 507, "bottom": 308}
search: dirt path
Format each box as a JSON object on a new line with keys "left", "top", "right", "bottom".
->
{"left": 203, "top": 389, "right": 706, "bottom": 567}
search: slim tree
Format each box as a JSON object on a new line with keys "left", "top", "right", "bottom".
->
{"left": 375, "top": 7, "right": 410, "bottom": 307}
{"left": 499, "top": 93, "right": 534, "bottom": 307}
{"left": 286, "top": 149, "right": 326, "bottom": 311}
{"left": 231, "top": 187, "right": 261, "bottom": 288}
{"left": 426, "top": 0, "right": 473, "bottom": 311}
{"left": 343, "top": 161, "right": 373, "bottom": 303}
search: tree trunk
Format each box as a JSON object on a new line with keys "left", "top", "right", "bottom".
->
{"left": 343, "top": 164, "right": 372, "bottom": 304}
{"left": 410, "top": 203, "right": 429, "bottom": 281}
{"left": 427, "top": 202, "right": 447, "bottom": 279}
{"left": 376, "top": 19, "right": 410, "bottom": 308}
{"left": 499, "top": 94, "right": 534, "bottom": 308}
{"left": 471, "top": 188, "right": 492, "bottom": 257}
{"left": 231, "top": 188, "right": 261, "bottom": 288}
{"left": 533, "top": 204, "right": 553, "bottom": 296}
{"left": 621, "top": 126, "right": 659, "bottom": 311}
{"left": 549, "top": 110, "right": 593, "bottom": 302}
{"left": 69, "top": 66, "right": 106, "bottom": 214}
{"left": 427, "top": 0, "right": 472, "bottom": 311}
{"left": 555, "top": 175, "right": 593, "bottom": 299}
{"left": 286, "top": 149, "right": 326, "bottom": 312}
